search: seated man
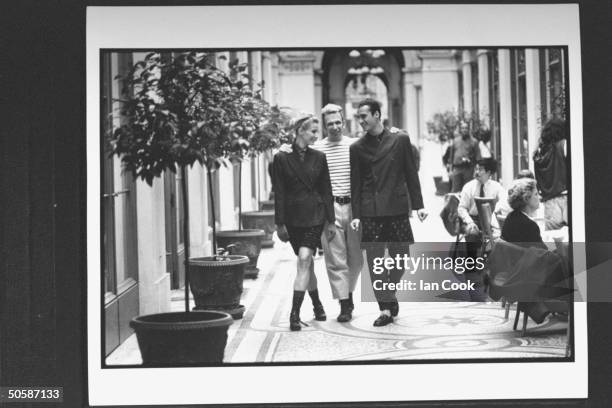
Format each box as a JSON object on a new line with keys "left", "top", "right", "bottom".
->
{"left": 457, "top": 158, "right": 507, "bottom": 300}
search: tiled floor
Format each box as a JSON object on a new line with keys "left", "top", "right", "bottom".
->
{"left": 106, "top": 140, "right": 569, "bottom": 366}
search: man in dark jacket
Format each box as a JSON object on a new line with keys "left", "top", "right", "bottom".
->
{"left": 349, "top": 99, "right": 428, "bottom": 326}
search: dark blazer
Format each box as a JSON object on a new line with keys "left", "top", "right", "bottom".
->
{"left": 501, "top": 210, "right": 548, "bottom": 250}
{"left": 272, "top": 147, "right": 335, "bottom": 227}
{"left": 350, "top": 128, "right": 424, "bottom": 219}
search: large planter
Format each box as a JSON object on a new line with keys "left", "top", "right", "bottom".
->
{"left": 434, "top": 176, "right": 451, "bottom": 196}
{"left": 216, "top": 229, "right": 265, "bottom": 279}
{"left": 240, "top": 210, "right": 275, "bottom": 248}
{"left": 130, "top": 311, "right": 233, "bottom": 365}
{"left": 189, "top": 255, "right": 249, "bottom": 319}
{"left": 259, "top": 199, "right": 275, "bottom": 211}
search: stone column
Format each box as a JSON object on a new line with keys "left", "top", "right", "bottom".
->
{"left": 270, "top": 53, "right": 280, "bottom": 106}
{"left": 403, "top": 68, "right": 420, "bottom": 140}
{"left": 419, "top": 50, "right": 460, "bottom": 135}
{"left": 129, "top": 52, "right": 170, "bottom": 315}
{"left": 497, "top": 49, "right": 514, "bottom": 187}
{"left": 277, "top": 51, "right": 316, "bottom": 113}
{"left": 136, "top": 178, "right": 170, "bottom": 315}
{"left": 525, "top": 48, "right": 541, "bottom": 172}
{"left": 262, "top": 52, "right": 274, "bottom": 103}
{"left": 249, "top": 51, "right": 262, "bottom": 87}
{"left": 462, "top": 50, "right": 473, "bottom": 114}
{"left": 477, "top": 49, "right": 490, "bottom": 124}
{"left": 216, "top": 51, "right": 230, "bottom": 73}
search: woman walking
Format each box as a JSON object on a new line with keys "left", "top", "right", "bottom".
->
{"left": 273, "top": 113, "right": 337, "bottom": 331}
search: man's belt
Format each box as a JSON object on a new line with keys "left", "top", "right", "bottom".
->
{"left": 334, "top": 196, "right": 351, "bottom": 204}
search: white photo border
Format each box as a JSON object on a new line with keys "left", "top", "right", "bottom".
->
{"left": 87, "top": 4, "right": 587, "bottom": 406}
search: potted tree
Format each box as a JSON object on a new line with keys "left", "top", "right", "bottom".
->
{"left": 215, "top": 64, "right": 280, "bottom": 278}
{"left": 110, "top": 51, "right": 249, "bottom": 364}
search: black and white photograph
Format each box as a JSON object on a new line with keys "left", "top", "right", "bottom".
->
{"left": 83, "top": 4, "right": 590, "bottom": 405}
{"left": 101, "top": 46, "right": 573, "bottom": 366}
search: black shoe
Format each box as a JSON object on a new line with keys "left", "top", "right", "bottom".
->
{"left": 390, "top": 302, "right": 399, "bottom": 317}
{"left": 337, "top": 299, "right": 352, "bottom": 323}
{"left": 308, "top": 290, "right": 326, "bottom": 321}
{"left": 290, "top": 311, "right": 309, "bottom": 331}
{"left": 373, "top": 313, "right": 393, "bottom": 327}
{"left": 313, "top": 304, "right": 327, "bottom": 321}
{"left": 348, "top": 292, "right": 354, "bottom": 313}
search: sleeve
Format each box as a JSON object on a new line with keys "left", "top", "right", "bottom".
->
{"left": 474, "top": 138, "right": 482, "bottom": 161}
{"left": 319, "top": 155, "right": 335, "bottom": 224}
{"left": 401, "top": 135, "right": 424, "bottom": 210}
{"left": 272, "top": 154, "right": 286, "bottom": 226}
{"left": 457, "top": 186, "right": 472, "bottom": 224}
{"left": 495, "top": 184, "right": 508, "bottom": 213}
{"left": 442, "top": 145, "right": 451, "bottom": 166}
{"left": 528, "top": 221, "right": 548, "bottom": 250}
{"left": 350, "top": 144, "right": 361, "bottom": 219}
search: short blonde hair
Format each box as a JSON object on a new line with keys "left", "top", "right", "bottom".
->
{"left": 507, "top": 178, "right": 538, "bottom": 211}
{"left": 321, "top": 103, "right": 344, "bottom": 123}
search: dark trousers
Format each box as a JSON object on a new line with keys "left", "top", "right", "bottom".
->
{"left": 365, "top": 242, "right": 407, "bottom": 310}
{"left": 460, "top": 215, "right": 488, "bottom": 301}
{"left": 451, "top": 165, "right": 475, "bottom": 193}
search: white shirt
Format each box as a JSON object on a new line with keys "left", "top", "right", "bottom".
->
{"left": 458, "top": 178, "right": 507, "bottom": 224}
{"left": 312, "top": 136, "right": 355, "bottom": 197}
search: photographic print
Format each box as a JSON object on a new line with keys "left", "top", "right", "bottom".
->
{"left": 87, "top": 4, "right": 587, "bottom": 405}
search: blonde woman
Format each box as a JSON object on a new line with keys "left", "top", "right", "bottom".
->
{"left": 272, "top": 114, "right": 336, "bottom": 331}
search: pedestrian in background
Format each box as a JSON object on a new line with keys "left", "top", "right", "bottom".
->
{"left": 449, "top": 121, "right": 480, "bottom": 192}
{"left": 533, "top": 118, "right": 568, "bottom": 230}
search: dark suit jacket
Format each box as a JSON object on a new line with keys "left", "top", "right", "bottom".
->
{"left": 350, "top": 128, "right": 424, "bottom": 219}
{"left": 272, "top": 147, "right": 334, "bottom": 227}
{"left": 500, "top": 210, "right": 548, "bottom": 250}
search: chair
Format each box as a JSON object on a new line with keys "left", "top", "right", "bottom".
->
{"left": 475, "top": 200, "right": 494, "bottom": 258}
{"left": 496, "top": 213, "right": 507, "bottom": 230}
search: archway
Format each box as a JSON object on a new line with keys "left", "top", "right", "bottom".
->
{"left": 321, "top": 49, "right": 405, "bottom": 132}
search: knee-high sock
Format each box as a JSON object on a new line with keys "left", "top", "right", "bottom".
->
{"left": 291, "top": 291, "right": 305, "bottom": 314}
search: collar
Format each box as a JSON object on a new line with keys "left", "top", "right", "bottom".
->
{"left": 366, "top": 128, "right": 386, "bottom": 142}
{"left": 292, "top": 143, "right": 308, "bottom": 154}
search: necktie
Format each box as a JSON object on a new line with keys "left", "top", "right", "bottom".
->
{"left": 479, "top": 183, "right": 485, "bottom": 198}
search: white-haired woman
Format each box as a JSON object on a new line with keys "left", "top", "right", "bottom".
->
{"left": 501, "top": 178, "right": 547, "bottom": 250}
{"left": 272, "top": 114, "right": 337, "bottom": 331}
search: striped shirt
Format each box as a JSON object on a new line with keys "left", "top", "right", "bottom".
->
{"left": 312, "top": 136, "right": 355, "bottom": 197}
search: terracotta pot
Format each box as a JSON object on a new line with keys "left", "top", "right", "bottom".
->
{"left": 189, "top": 255, "right": 249, "bottom": 319}
{"left": 240, "top": 210, "right": 275, "bottom": 248}
{"left": 259, "top": 199, "right": 275, "bottom": 211}
{"left": 216, "top": 229, "right": 265, "bottom": 279}
{"left": 130, "top": 311, "right": 233, "bottom": 365}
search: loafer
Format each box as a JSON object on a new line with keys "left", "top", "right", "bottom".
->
{"left": 373, "top": 314, "right": 393, "bottom": 327}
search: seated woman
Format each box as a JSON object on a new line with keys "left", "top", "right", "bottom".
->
{"left": 501, "top": 178, "right": 547, "bottom": 250}
{"left": 501, "top": 177, "right": 555, "bottom": 325}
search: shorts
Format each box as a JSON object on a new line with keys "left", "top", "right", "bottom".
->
{"left": 361, "top": 213, "right": 414, "bottom": 244}
{"left": 286, "top": 224, "right": 324, "bottom": 255}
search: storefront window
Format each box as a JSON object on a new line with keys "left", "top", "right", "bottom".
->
{"left": 511, "top": 49, "right": 529, "bottom": 174}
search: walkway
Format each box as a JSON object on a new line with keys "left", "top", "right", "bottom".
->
{"left": 106, "top": 140, "right": 568, "bottom": 365}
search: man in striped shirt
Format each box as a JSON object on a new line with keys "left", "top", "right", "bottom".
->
{"left": 313, "top": 104, "right": 363, "bottom": 323}
{"left": 279, "top": 104, "right": 363, "bottom": 322}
